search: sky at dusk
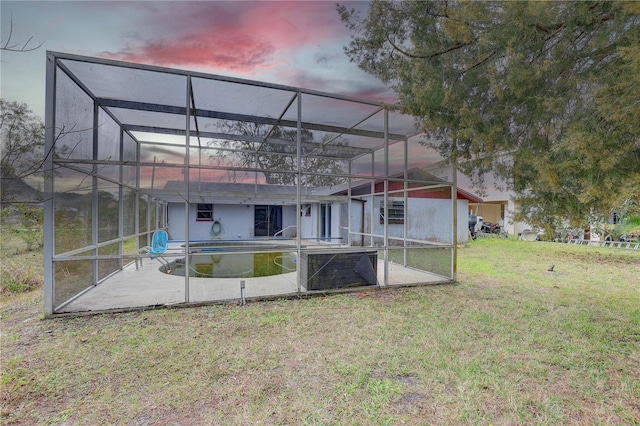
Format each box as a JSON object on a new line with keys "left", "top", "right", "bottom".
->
{"left": 1, "top": 0, "right": 394, "bottom": 120}
{"left": 1, "top": 1, "right": 498, "bottom": 198}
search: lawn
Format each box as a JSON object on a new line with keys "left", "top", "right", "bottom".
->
{"left": 1, "top": 239, "right": 639, "bottom": 425}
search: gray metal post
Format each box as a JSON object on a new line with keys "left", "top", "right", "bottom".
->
{"left": 92, "top": 101, "right": 99, "bottom": 286}
{"left": 347, "top": 161, "right": 352, "bottom": 246}
{"left": 370, "top": 152, "right": 375, "bottom": 247}
{"left": 184, "top": 76, "right": 192, "bottom": 302}
{"left": 403, "top": 138, "right": 408, "bottom": 267}
{"left": 43, "top": 52, "right": 56, "bottom": 316}
{"left": 134, "top": 133, "right": 141, "bottom": 267}
{"left": 118, "top": 128, "right": 124, "bottom": 270}
{"left": 452, "top": 160, "right": 458, "bottom": 281}
{"left": 296, "top": 91, "right": 302, "bottom": 293}
{"left": 383, "top": 109, "right": 389, "bottom": 287}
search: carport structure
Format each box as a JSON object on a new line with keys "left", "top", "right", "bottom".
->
{"left": 44, "top": 51, "right": 459, "bottom": 316}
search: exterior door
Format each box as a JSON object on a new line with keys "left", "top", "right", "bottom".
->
{"left": 254, "top": 205, "right": 282, "bottom": 237}
{"left": 320, "top": 203, "right": 332, "bottom": 241}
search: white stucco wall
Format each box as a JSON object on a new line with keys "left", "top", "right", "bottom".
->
{"left": 167, "top": 199, "right": 469, "bottom": 244}
{"left": 167, "top": 203, "right": 296, "bottom": 241}
{"left": 331, "top": 203, "right": 341, "bottom": 243}
{"left": 300, "top": 204, "right": 316, "bottom": 240}
{"left": 281, "top": 205, "right": 297, "bottom": 237}
{"left": 300, "top": 202, "right": 342, "bottom": 242}
{"left": 352, "top": 196, "right": 469, "bottom": 244}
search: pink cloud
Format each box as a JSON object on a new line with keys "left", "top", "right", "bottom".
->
{"left": 348, "top": 86, "right": 398, "bottom": 105}
{"left": 101, "top": 2, "right": 346, "bottom": 74}
{"left": 105, "top": 34, "right": 275, "bottom": 71}
{"left": 275, "top": 67, "right": 398, "bottom": 103}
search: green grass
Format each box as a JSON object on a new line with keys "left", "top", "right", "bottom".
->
{"left": 0, "top": 225, "right": 44, "bottom": 294}
{"left": 1, "top": 239, "right": 639, "bottom": 424}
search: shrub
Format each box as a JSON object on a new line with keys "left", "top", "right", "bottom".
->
{"left": 0, "top": 205, "right": 43, "bottom": 252}
{"left": 0, "top": 260, "right": 42, "bottom": 294}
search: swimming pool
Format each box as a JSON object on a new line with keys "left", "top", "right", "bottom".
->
{"left": 162, "top": 251, "right": 297, "bottom": 278}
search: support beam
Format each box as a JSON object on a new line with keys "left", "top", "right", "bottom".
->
{"left": 125, "top": 125, "right": 373, "bottom": 158}
{"left": 97, "top": 98, "right": 406, "bottom": 141}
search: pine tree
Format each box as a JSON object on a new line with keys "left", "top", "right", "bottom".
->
{"left": 339, "top": 1, "right": 640, "bottom": 228}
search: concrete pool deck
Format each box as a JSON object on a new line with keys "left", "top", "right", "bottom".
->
{"left": 58, "top": 259, "right": 449, "bottom": 314}
{"left": 57, "top": 242, "right": 451, "bottom": 313}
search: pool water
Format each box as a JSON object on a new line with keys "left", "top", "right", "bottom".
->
{"left": 163, "top": 251, "right": 297, "bottom": 278}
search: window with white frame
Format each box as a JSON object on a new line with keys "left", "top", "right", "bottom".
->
{"left": 380, "top": 200, "right": 404, "bottom": 224}
{"left": 196, "top": 203, "right": 213, "bottom": 221}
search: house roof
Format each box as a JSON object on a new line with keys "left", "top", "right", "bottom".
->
{"left": 155, "top": 167, "right": 482, "bottom": 205}
{"left": 332, "top": 168, "right": 483, "bottom": 203}
{"left": 157, "top": 180, "right": 342, "bottom": 205}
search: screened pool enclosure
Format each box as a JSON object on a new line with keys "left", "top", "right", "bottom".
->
{"left": 44, "top": 51, "right": 462, "bottom": 316}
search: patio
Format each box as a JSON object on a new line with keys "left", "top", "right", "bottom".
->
{"left": 59, "top": 254, "right": 450, "bottom": 314}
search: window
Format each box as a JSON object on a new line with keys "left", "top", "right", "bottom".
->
{"left": 380, "top": 200, "right": 404, "bottom": 224}
{"left": 196, "top": 204, "right": 213, "bottom": 221}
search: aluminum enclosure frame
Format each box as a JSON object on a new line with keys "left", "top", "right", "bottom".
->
{"left": 44, "top": 51, "right": 458, "bottom": 316}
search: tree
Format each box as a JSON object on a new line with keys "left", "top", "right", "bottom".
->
{"left": 339, "top": 1, "right": 640, "bottom": 230}
{"left": 1, "top": 99, "right": 45, "bottom": 200}
{"left": 210, "top": 121, "right": 349, "bottom": 186}
{"left": 1, "top": 14, "right": 45, "bottom": 199}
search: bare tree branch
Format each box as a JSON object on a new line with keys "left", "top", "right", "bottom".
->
{"left": 1, "top": 16, "right": 43, "bottom": 53}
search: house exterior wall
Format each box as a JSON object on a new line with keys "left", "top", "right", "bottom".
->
{"left": 402, "top": 197, "right": 470, "bottom": 244}
{"left": 301, "top": 202, "right": 342, "bottom": 243}
{"left": 504, "top": 199, "right": 532, "bottom": 236}
{"left": 353, "top": 196, "right": 469, "bottom": 244}
{"left": 281, "top": 205, "right": 297, "bottom": 237}
{"left": 331, "top": 202, "right": 341, "bottom": 242}
{"left": 167, "top": 203, "right": 296, "bottom": 240}
{"left": 349, "top": 200, "right": 366, "bottom": 245}
{"left": 166, "top": 198, "right": 469, "bottom": 243}
{"left": 457, "top": 201, "right": 471, "bottom": 243}
{"left": 300, "top": 204, "right": 316, "bottom": 240}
